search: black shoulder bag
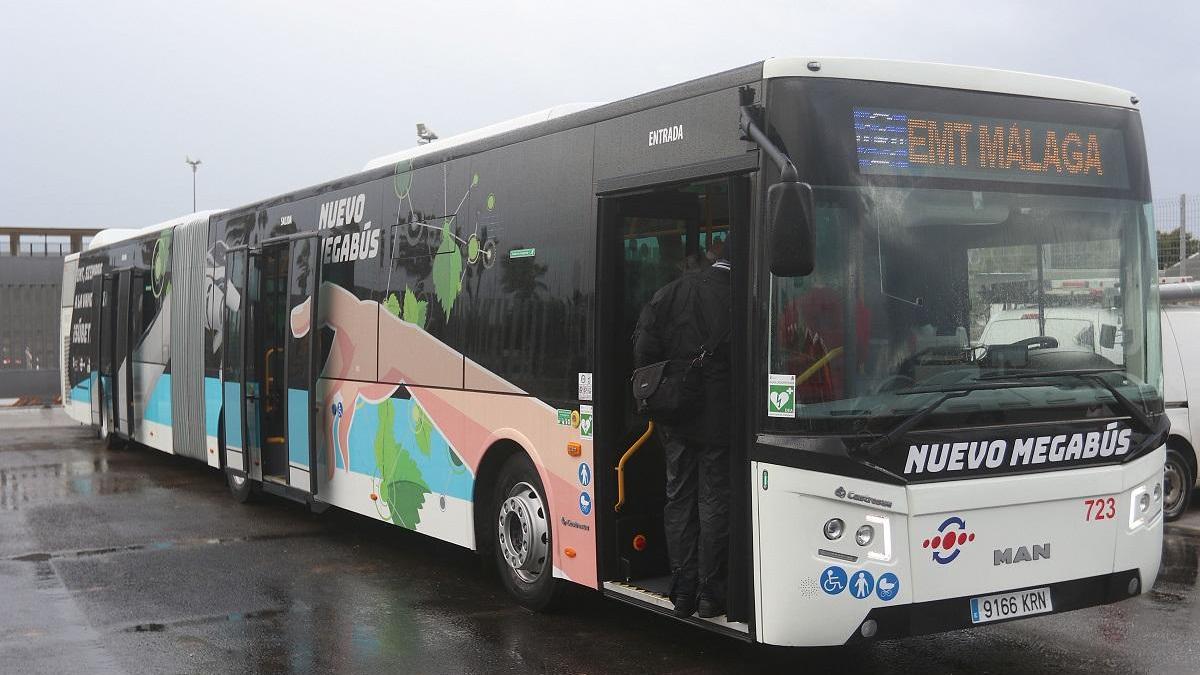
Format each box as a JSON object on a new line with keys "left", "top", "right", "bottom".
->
{"left": 630, "top": 298, "right": 729, "bottom": 424}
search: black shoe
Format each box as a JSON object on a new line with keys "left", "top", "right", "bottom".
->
{"left": 697, "top": 597, "right": 725, "bottom": 619}
{"left": 671, "top": 593, "right": 698, "bottom": 618}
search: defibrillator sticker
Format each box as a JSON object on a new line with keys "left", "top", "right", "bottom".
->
{"left": 579, "top": 405, "right": 593, "bottom": 439}
{"left": 768, "top": 374, "right": 796, "bottom": 418}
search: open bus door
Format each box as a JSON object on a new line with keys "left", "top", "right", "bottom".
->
{"left": 98, "top": 273, "right": 115, "bottom": 439}
{"left": 109, "top": 268, "right": 142, "bottom": 440}
{"left": 593, "top": 174, "right": 752, "bottom": 636}
{"left": 89, "top": 274, "right": 104, "bottom": 429}
{"left": 221, "top": 235, "right": 322, "bottom": 497}
{"left": 222, "top": 248, "right": 251, "bottom": 476}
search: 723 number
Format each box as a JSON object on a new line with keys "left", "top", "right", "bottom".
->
{"left": 1084, "top": 497, "right": 1116, "bottom": 521}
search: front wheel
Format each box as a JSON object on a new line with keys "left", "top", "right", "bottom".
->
{"left": 492, "top": 453, "right": 563, "bottom": 610}
{"left": 1164, "top": 447, "right": 1195, "bottom": 522}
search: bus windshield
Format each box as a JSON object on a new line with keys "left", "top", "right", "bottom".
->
{"left": 767, "top": 186, "right": 1162, "bottom": 433}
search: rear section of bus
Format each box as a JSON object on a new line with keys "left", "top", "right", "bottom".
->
{"left": 748, "top": 59, "right": 1164, "bottom": 646}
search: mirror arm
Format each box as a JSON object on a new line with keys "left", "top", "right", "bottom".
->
{"left": 739, "top": 105, "right": 799, "bottom": 182}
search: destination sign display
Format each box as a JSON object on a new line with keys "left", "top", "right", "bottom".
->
{"left": 854, "top": 108, "right": 1129, "bottom": 189}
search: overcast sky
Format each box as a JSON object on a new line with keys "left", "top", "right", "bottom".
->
{"left": 1, "top": 1, "right": 1194, "bottom": 230}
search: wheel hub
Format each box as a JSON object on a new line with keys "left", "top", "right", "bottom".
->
{"left": 497, "top": 481, "right": 549, "bottom": 584}
{"left": 1164, "top": 462, "right": 1184, "bottom": 514}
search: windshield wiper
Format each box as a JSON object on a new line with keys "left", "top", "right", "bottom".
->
{"left": 854, "top": 380, "right": 1043, "bottom": 457}
{"left": 978, "top": 368, "right": 1155, "bottom": 433}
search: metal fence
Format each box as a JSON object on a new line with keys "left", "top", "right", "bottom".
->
{"left": 0, "top": 241, "right": 77, "bottom": 257}
{"left": 1155, "top": 194, "right": 1200, "bottom": 275}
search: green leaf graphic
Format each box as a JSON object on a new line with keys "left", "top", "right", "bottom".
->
{"left": 373, "top": 399, "right": 431, "bottom": 529}
{"left": 383, "top": 293, "right": 402, "bottom": 318}
{"left": 382, "top": 480, "right": 430, "bottom": 529}
{"left": 394, "top": 160, "right": 413, "bottom": 200}
{"left": 412, "top": 404, "right": 432, "bottom": 457}
{"left": 402, "top": 286, "right": 427, "bottom": 328}
{"left": 432, "top": 218, "right": 463, "bottom": 318}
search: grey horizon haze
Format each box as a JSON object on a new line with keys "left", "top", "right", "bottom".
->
{"left": 1, "top": 1, "right": 1194, "bottom": 231}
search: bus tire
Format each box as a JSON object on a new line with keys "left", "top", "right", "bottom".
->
{"left": 226, "top": 468, "right": 256, "bottom": 504}
{"left": 491, "top": 452, "right": 564, "bottom": 611}
{"left": 1164, "top": 446, "right": 1194, "bottom": 522}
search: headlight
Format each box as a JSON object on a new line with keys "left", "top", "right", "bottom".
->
{"left": 824, "top": 518, "right": 845, "bottom": 540}
{"left": 1128, "top": 475, "right": 1162, "bottom": 531}
{"left": 855, "top": 525, "right": 875, "bottom": 546}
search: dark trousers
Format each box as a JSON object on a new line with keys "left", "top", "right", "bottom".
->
{"left": 658, "top": 425, "right": 730, "bottom": 602}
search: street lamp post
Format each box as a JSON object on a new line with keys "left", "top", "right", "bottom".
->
{"left": 185, "top": 156, "right": 202, "bottom": 212}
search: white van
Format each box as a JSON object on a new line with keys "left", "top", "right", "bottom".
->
{"left": 980, "top": 307, "right": 1124, "bottom": 365}
{"left": 1161, "top": 304, "right": 1200, "bottom": 520}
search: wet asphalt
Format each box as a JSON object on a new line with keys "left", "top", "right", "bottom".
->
{"left": 1, "top": 408, "right": 1198, "bottom": 675}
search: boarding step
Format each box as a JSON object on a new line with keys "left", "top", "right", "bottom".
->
{"left": 603, "top": 578, "right": 749, "bottom": 638}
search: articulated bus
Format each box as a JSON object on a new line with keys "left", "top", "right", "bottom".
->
{"left": 60, "top": 58, "right": 1167, "bottom": 646}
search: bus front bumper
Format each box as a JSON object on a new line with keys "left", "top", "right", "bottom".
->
{"left": 751, "top": 448, "right": 1164, "bottom": 647}
{"left": 842, "top": 568, "right": 1143, "bottom": 644}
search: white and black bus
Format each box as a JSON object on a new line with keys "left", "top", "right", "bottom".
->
{"left": 62, "top": 57, "right": 1167, "bottom": 646}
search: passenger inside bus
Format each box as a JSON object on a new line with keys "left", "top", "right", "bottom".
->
{"left": 612, "top": 177, "right": 740, "bottom": 622}
{"left": 767, "top": 188, "right": 1150, "bottom": 425}
{"left": 633, "top": 231, "right": 731, "bottom": 619}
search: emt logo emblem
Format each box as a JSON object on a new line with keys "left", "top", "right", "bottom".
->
{"left": 922, "top": 515, "right": 975, "bottom": 565}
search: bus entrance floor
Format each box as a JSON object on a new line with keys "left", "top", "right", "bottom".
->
{"left": 2, "top": 407, "right": 1200, "bottom": 674}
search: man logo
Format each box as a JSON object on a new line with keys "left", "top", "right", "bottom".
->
{"left": 994, "top": 544, "right": 1051, "bottom": 566}
{"left": 835, "top": 487, "right": 847, "bottom": 498}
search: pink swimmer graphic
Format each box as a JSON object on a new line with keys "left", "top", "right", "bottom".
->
{"left": 290, "top": 282, "right": 598, "bottom": 585}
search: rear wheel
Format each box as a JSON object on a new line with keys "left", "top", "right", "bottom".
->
{"left": 491, "top": 453, "right": 563, "bottom": 610}
{"left": 1164, "top": 447, "right": 1194, "bottom": 522}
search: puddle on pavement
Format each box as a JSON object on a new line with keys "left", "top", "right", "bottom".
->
{"left": 123, "top": 608, "right": 286, "bottom": 633}
{"left": 8, "top": 531, "right": 321, "bottom": 563}
{"left": 1157, "top": 532, "right": 1199, "bottom": 588}
{"left": 0, "top": 458, "right": 147, "bottom": 510}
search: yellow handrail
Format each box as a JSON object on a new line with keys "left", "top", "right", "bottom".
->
{"left": 614, "top": 421, "right": 655, "bottom": 513}
{"left": 264, "top": 347, "right": 281, "bottom": 412}
{"left": 611, "top": 348, "right": 840, "bottom": 513}
{"left": 796, "top": 346, "right": 844, "bottom": 385}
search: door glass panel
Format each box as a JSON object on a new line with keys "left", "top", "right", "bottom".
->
{"left": 243, "top": 252, "right": 264, "bottom": 466}
{"left": 287, "top": 238, "right": 320, "bottom": 486}
{"left": 223, "top": 250, "right": 246, "bottom": 457}
{"left": 115, "top": 271, "right": 131, "bottom": 434}
{"left": 259, "top": 245, "right": 290, "bottom": 480}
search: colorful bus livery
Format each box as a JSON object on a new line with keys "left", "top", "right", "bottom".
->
{"left": 63, "top": 58, "right": 1167, "bottom": 646}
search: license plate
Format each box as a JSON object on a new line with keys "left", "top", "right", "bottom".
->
{"left": 969, "top": 587, "right": 1053, "bottom": 624}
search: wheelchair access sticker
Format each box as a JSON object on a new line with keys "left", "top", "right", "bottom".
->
{"left": 821, "top": 566, "right": 848, "bottom": 595}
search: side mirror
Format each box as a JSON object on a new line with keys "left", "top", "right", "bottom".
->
{"left": 1099, "top": 324, "right": 1117, "bottom": 350}
{"left": 768, "top": 181, "right": 816, "bottom": 277}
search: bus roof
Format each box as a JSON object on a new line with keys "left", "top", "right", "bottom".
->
{"left": 363, "top": 58, "right": 1136, "bottom": 174}
{"left": 88, "top": 209, "right": 223, "bottom": 251}
{"left": 363, "top": 103, "right": 602, "bottom": 171}
{"left": 762, "top": 57, "right": 1138, "bottom": 109}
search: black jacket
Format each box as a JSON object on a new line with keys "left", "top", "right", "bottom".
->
{"left": 633, "top": 262, "right": 731, "bottom": 443}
